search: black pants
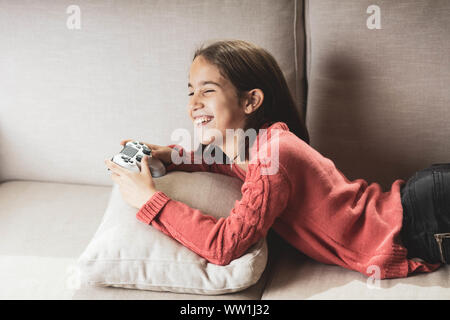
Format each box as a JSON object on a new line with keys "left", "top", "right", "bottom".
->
{"left": 400, "top": 163, "right": 450, "bottom": 264}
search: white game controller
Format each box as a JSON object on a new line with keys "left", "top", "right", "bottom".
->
{"left": 110, "top": 141, "right": 166, "bottom": 178}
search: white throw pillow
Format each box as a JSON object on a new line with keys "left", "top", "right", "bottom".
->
{"left": 77, "top": 171, "right": 268, "bottom": 295}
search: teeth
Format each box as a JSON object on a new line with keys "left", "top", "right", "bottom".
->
{"left": 194, "top": 116, "right": 213, "bottom": 125}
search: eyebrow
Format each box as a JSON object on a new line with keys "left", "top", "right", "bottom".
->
{"left": 188, "top": 81, "right": 222, "bottom": 88}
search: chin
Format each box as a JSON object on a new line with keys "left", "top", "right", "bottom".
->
{"left": 199, "top": 134, "right": 215, "bottom": 145}
{"left": 195, "top": 126, "right": 222, "bottom": 147}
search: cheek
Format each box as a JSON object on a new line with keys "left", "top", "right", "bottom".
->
{"left": 210, "top": 115, "right": 232, "bottom": 140}
{"left": 213, "top": 106, "right": 234, "bottom": 126}
{"left": 207, "top": 95, "right": 242, "bottom": 133}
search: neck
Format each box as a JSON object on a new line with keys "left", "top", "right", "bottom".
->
{"left": 221, "top": 134, "right": 247, "bottom": 167}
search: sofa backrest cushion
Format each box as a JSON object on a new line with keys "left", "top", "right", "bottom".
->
{"left": 304, "top": 0, "right": 450, "bottom": 190}
{"left": 0, "top": 0, "right": 306, "bottom": 185}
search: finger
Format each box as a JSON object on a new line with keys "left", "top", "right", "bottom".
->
{"left": 105, "top": 159, "right": 127, "bottom": 175}
{"left": 140, "top": 155, "right": 151, "bottom": 176}
{"left": 145, "top": 143, "right": 160, "bottom": 150}
{"left": 110, "top": 172, "right": 121, "bottom": 183}
{"left": 111, "top": 171, "right": 120, "bottom": 177}
{"left": 120, "top": 139, "right": 132, "bottom": 146}
{"left": 150, "top": 149, "right": 159, "bottom": 157}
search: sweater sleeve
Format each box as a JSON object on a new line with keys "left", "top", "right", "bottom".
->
{"left": 136, "top": 163, "right": 291, "bottom": 265}
{"left": 164, "top": 144, "right": 237, "bottom": 178}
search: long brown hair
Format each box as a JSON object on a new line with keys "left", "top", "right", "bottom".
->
{"left": 192, "top": 39, "right": 310, "bottom": 161}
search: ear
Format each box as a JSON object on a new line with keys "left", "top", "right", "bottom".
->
{"left": 242, "top": 89, "right": 264, "bottom": 115}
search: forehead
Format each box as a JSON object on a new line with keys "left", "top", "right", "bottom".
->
{"left": 188, "top": 56, "right": 226, "bottom": 87}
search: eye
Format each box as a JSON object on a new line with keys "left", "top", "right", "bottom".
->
{"left": 204, "top": 90, "right": 215, "bottom": 94}
{"left": 188, "top": 92, "right": 194, "bottom": 96}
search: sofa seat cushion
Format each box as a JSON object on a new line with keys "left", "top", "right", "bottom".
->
{"left": 0, "top": 180, "right": 269, "bottom": 299}
{"left": 0, "top": 180, "right": 109, "bottom": 299}
{"left": 261, "top": 240, "right": 450, "bottom": 300}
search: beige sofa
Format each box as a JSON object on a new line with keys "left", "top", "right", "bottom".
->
{"left": 1, "top": 0, "right": 449, "bottom": 299}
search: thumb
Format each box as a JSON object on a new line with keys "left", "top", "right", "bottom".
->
{"left": 150, "top": 150, "right": 158, "bottom": 157}
{"left": 140, "top": 155, "right": 151, "bottom": 175}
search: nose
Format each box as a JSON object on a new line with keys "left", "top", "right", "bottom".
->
{"left": 188, "top": 91, "right": 204, "bottom": 114}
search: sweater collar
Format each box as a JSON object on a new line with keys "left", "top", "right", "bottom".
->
{"left": 260, "top": 121, "right": 290, "bottom": 132}
{"left": 232, "top": 121, "right": 289, "bottom": 177}
{"left": 247, "top": 121, "right": 289, "bottom": 160}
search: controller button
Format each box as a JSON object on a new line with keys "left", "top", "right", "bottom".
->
{"left": 143, "top": 149, "right": 151, "bottom": 155}
{"left": 136, "top": 155, "right": 142, "bottom": 162}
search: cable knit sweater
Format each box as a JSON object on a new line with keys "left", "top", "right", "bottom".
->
{"left": 136, "top": 121, "right": 441, "bottom": 279}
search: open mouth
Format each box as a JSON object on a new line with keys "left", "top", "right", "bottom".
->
{"left": 194, "top": 116, "right": 214, "bottom": 127}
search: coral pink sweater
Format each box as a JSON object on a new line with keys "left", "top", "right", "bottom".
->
{"left": 136, "top": 121, "right": 440, "bottom": 279}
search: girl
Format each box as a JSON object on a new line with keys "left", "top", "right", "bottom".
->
{"left": 105, "top": 39, "right": 448, "bottom": 279}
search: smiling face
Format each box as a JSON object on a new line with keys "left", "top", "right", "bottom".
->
{"left": 188, "top": 55, "right": 248, "bottom": 147}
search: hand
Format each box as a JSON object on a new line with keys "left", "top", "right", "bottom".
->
{"left": 105, "top": 155, "right": 157, "bottom": 209}
{"left": 120, "top": 139, "right": 175, "bottom": 166}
